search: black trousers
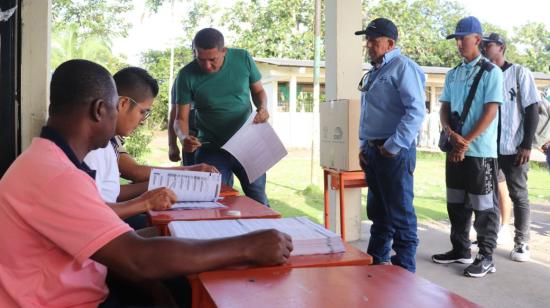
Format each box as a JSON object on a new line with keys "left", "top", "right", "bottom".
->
{"left": 446, "top": 156, "right": 500, "bottom": 256}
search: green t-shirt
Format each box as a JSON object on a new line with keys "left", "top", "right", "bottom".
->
{"left": 174, "top": 48, "right": 261, "bottom": 148}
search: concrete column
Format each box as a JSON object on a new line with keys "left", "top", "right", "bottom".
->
{"left": 430, "top": 85, "right": 437, "bottom": 113}
{"left": 289, "top": 75, "right": 297, "bottom": 113}
{"left": 20, "top": 0, "right": 51, "bottom": 149}
{"left": 289, "top": 75, "right": 297, "bottom": 146}
{"left": 324, "top": 0, "right": 364, "bottom": 241}
{"left": 263, "top": 80, "right": 278, "bottom": 125}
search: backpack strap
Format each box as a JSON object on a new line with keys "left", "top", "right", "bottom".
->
{"left": 459, "top": 59, "right": 492, "bottom": 126}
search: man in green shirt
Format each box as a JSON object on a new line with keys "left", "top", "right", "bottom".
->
{"left": 174, "top": 28, "right": 270, "bottom": 205}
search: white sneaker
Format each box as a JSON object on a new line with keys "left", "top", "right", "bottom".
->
{"left": 510, "top": 243, "right": 531, "bottom": 262}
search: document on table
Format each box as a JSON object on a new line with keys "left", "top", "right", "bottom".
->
{"left": 148, "top": 169, "right": 222, "bottom": 202}
{"left": 222, "top": 111, "right": 287, "bottom": 183}
{"left": 171, "top": 201, "right": 226, "bottom": 210}
{"left": 168, "top": 217, "right": 346, "bottom": 256}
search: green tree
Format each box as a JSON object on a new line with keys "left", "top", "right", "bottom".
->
{"left": 512, "top": 22, "right": 550, "bottom": 73}
{"left": 52, "top": 0, "right": 133, "bottom": 38}
{"left": 221, "top": 0, "right": 322, "bottom": 59}
{"left": 50, "top": 24, "right": 127, "bottom": 72}
{"left": 51, "top": 0, "right": 132, "bottom": 72}
{"left": 140, "top": 46, "right": 194, "bottom": 130}
{"left": 363, "top": 0, "right": 466, "bottom": 67}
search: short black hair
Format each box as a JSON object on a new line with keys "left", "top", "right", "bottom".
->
{"left": 49, "top": 59, "right": 115, "bottom": 116}
{"left": 193, "top": 28, "right": 225, "bottom": 50}
{"left": 113, "top": 67, "right": 159, "bottom": 101}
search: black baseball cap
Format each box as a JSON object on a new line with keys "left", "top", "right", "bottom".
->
{"left": 483, "top": 32, "right": 506, "bottom": 46}
{"left": 355, "top": 18, "right": 398, "bottom": 40}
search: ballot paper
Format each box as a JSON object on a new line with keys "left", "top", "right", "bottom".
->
{"left": 148, "top": 169, "right": 222, "bottom": 202}
{"left": 222, "top": 111, "right": 287, "bottom": 183}
{"left": 168, "top": 217, "right": 346, "bottom": 256}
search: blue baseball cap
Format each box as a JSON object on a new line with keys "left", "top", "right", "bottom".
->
{"left": 355, "top": 18, "right": 398, "bottom": 41}
{"left": 446, "top": 16, "right": 483, "bottom": 39}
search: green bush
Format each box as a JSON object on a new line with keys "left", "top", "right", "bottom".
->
{"left": 124, "top": 125, "right": 153, "bottom": 164}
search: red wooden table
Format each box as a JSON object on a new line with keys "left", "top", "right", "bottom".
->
{"left": 199, "top": 265, "right": 479, "bottom": 308}
{"left": 148, "top": 195, "right": 281, "bottom": 235}
{"left": 323, "top": 168, "right": 368, "bottom": 240}
{"left": 190, "top": 243, "right": 372, "bottom": 308}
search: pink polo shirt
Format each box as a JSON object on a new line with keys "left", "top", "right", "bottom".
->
{"left": 0, "top": 138, "right": 132, "bottom": 307}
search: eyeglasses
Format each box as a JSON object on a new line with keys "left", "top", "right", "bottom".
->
{"left": 357, "top": 69, "right": 374, "bottom": 92}
{"left": 122, "top": 96, "right": 151, "bottom": 120}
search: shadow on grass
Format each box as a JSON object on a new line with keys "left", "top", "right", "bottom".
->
{"left": 269, "top": 198, "right": 321, "bottom": 223}
{"left": 266, "top": 180, "right": 303, "bottom": 192}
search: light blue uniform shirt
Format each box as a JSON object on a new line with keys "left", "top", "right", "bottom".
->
{"left": 359, "top": 48, "right": 426, "bottom": 154}
{"left": 439, "top": 55, "right": 503, "bottom": 158}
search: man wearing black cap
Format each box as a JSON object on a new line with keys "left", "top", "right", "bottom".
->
{"left": 432, "top": 16, "right": 504, "bottom": 278}
{"left": 483, "top": 32, "right": 540, "bottom": 262}
{"left": 356, "top": 18, "right": 426, "bottom": 273}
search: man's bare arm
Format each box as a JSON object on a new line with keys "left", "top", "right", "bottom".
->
{"left": 92, "top": 229, "right": 293, "bottom": 280}
{"left": 250, "top": 81, "right": 269, "bottom": 123}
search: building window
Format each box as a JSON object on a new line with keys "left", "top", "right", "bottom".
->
{"left": 277, "top": 82, "right": 290, "bottom": 112}
{"left": 297, "top": 83, "right": 325, "bottom": 113}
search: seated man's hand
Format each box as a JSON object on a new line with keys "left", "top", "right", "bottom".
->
{"left": 168, "top": 143, "right": 181, "bottom": 162}
{"left": 185, "top": 163, "right": 219, "bottom": 173}
{"left": 253, "top": 108, "right": 269, "bottom": 124}
{"left": 182, "top": 135, "right": 202, "bottom": 153}
{"left": 243, "top": 229, "right": 293, "bottom": 266}
{"left": 140, "top": 187, "right": 177, "bottom": 211}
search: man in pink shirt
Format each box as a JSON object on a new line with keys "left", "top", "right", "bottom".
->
{"left": 0, "top": 59, "right": 293, "bottom": 307}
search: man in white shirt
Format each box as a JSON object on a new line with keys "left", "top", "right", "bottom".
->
{"left": 85, "top": 67, "right": 217, "bottom": 229}
{"left": 482, "top": 32, "right": 541, "bottom": 262}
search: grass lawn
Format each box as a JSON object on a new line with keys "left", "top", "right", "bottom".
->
{"left": 144, "top": 131, "right": 550, "bottom": 224}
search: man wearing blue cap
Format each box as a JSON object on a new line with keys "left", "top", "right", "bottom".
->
{"left": 432, "top": 16, "right": 504, "bottom": 278}
{"left": 356, "top": 18, "right": 426, "bottom": 273}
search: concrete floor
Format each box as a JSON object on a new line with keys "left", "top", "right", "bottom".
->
{"left": 351, "top": 203, "right": 550, "bottom": 308}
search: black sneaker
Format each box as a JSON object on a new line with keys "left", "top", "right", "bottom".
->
{"left": 432, "top": 250, "right": 473, "bottom": 264}
{"left": 464, "top": 254, "right": 496, "bottom": 278}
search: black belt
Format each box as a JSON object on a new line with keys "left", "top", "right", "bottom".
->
{"left": 367, "top": 139, "right": 387, "bottom": 147}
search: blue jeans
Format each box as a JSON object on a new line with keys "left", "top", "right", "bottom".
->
{"left": 362, "top": 144, "right": 418, "bottom": 272}
{"left": 195, "top": 148, "right": 268, "bottom": 205}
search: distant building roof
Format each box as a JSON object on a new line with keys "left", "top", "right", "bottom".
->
{"left": 254, "top": 57, "right": 550, "bottom": 79}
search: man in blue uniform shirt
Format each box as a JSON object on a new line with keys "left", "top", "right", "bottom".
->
{"left": 356, "top": 18, "right": 426, "bottom": 273}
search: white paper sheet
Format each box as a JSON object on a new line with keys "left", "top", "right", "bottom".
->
{"left": 148, "top": 169, "right": 221, "bottom": 202}
{"left": 222, "top": 111, "right": 287, "bottom": 183}
{"left": 167, "top": 217, "right": 346, "bottom": 256}
{"left": 171, "top": 201, "right": 226, "bottom": 210}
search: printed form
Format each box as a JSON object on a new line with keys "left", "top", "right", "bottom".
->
{"left": 222, "top": 111, "right": 288, "bottom": 183}
{"left": 148, "top": 169, "right": 225, "bottom": 209}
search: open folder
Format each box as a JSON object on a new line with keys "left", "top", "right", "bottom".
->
{"left": 148, "top": 169, "right": 226, "bottom": 209}
{"left": 168, "top": 217, "right": 346, "bottom": 256}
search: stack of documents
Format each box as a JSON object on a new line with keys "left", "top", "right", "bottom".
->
{"left": 168, "top": 217, "right": 345, "bottom": 256}
{"left": 148, "top": 169, "right": 226, "bottom": 210}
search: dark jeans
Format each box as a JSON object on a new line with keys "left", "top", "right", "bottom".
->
{"left": 446, "top": 156, "right": 500, "bottom": 257}
{"left": 362, "top": 144, "right": 418, "bottom": 273}
{"left": 498, "top": 154, "right": 530, "bottom": 244}
{"left": 100, "top": 271, "right": 191, "bottom": 308}
{"left": 195, "top": 148, "right": 268, "bottom": 205}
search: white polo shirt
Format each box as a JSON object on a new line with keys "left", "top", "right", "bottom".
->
{"left": 83, "top": 141, "right": 120, "bottom": 203}
{"left": 499, "top": 63, "right": 541, "bottom": 155}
